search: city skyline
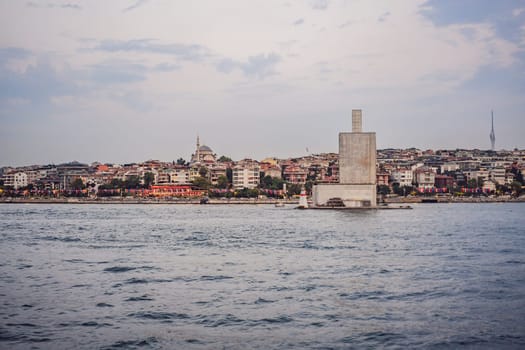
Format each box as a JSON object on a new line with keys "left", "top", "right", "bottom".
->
{"left": 1, "top": 1, "right": 525, "bottom": 167}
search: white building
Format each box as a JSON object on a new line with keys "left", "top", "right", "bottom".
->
{"left": 233, "top": 159, "right": 260, "bottom": 189}
{"left": 391, "top": 168, "right": 413, "bottom": 187}
{"left": 172, "top": 167, "right": 190, "bottom": 184}
{"left": 415, "top": 169, "right": 436, "bottom": 189}
{"left": 3, "top": 172, "right": 28, "bottom": 189}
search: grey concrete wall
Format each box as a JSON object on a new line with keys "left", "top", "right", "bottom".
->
{"left": 312, "top": 184, "right": 377, "bottom": 207}
{"left": 339, "top": 132, "right": 376, "bottom": 184}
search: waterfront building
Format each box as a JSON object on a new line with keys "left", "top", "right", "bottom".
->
{"left": 2, "top": 171, "right": 28, "bottom": 189}
{"left": 233, "top": 159, "right": 260, "bottom": 189}
{"left": 171, "top": 166, "right": 190, "bottom": 184}
{"left": 391, "top": 168, "right": 413, "bottom": 187}
{"left": 313, "top": 109, "right": 377, "bottom": 208}
{"left": 415, "top": 168, "right": 436, "bottom": 190}
{"left": 283, "top": 164, "right": 308, "bottom": 184}
{"left": 260, "top": 163, "right": 282, "bottom": 179}
{"left": 434, "top": 175, "right": 454, "bottom": 189}
{"left": 208, "top": 164, "right": 227, "bottom": 185}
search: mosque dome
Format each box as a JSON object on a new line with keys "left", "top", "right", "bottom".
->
{"left": 199, "top": 145, "right": 213, "bottom": 153}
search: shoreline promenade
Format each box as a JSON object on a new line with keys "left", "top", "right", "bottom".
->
{"left": 0, "top": 196, "right": 523, "bottom": 205}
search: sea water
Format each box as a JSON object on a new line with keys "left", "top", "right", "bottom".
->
{"left": 0, "top": 203, "right": 524, "bottom": 349}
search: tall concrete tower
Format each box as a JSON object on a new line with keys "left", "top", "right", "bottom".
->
{"left": 490, "top": 111, "right": 495, "bottom": 151}
{"left": 312, "top": 109, "right": 377, "bottom": 208}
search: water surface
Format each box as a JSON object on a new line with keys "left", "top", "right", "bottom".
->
{"left": 1, "top": 203, "right": 524, "bottom": 349}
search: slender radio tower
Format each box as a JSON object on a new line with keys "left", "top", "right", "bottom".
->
{"left": 489, "top": 110, "right": 495, "bottom": 151}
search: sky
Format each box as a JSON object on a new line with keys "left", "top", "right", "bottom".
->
{"left": 1, "top": 0, "right": 524, "bottom": 166}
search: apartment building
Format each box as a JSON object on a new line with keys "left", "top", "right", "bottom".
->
{"left": 232, "top": 159, "right": 260, "bottom": 189}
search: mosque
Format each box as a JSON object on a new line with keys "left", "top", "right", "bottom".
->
{"left": 190, "top": 136, "right": 217, "bottom": 164}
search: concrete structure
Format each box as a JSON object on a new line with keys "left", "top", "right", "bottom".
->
{"left": 313, "top": 109, "right": 377, "bottom": 208}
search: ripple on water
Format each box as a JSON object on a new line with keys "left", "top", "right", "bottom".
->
{"left": 101, "top": 337, "right": 158, "bottom": 350}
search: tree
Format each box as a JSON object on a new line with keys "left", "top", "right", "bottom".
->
{"left": 70, "top": 178, "right": 85, "bottom": 190}
{"left": 176, "top": 158, "right": 187, "bottom": 166}
{"left": 377, "top": 185, "right": 390, "bottom": 196}
{"left": 261, "top": 175, "right": 273, "bottom": 188}
{"left": 143, "top": 172, "right": 155, "bottom": 188}
{"left": 392, "top": 182, "right": 400, "bottom": 195}
{"left": 226, "top": 168, "right": 233, "bottom": 183}
{"left": 199, "top": 166, "right": 208, "bottom": 178}
{"left": 477, "top": 177, "right": 484, "bottom": 190}
{"left": 192, "top": 176, "right": 211, "bottom": 189}
{"left": 124, "top": 175, "right": 141, "bottom": 189}
{"left": 218, "top": 155, "right": 232, "bottom": 162}
{"left": 216, "top": 175, "right": 229, "bottom": 189}
{"left": 110, "top": 178, "right": 123, "bottom": 189}
{"left": 511, "top": 181, "right": 523, "bottom": 197}
{"left": 287, "top": 183, "right": 302, "bottom": 196}
{"left": 467, "top": 178, "right": 478, "bottom": 189}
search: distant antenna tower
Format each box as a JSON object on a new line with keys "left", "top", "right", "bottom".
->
{"left": 489, "top": 110, "right": 495, "bottom": 151}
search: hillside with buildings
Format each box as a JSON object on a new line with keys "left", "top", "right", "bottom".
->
{"left": 1, "top": 139, "right": 524, "bottom": 200}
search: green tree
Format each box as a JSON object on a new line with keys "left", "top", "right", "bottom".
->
{"left": 305, "top": 180, "right": 315, "bottom": 194}
{"left": 192, "top": 176, "right": 211, "bottom": 189}
{"left": 477, "top": 177, "right": 484, "bottom": 190}
{"left": 70, "top": 178, "right": 85, "bottom": 190}
{"left": 143, "top": 172, "right": 155, "bottom": 188}
{"left": 110, "top": 178, "right": 123, "bottom": 189}
{"left": 377, "top": 184, "right": 390, "bottom": 196}
{"left": 218, "top": 155, "right": 232, "bottom": 162}
{"left": 176, "top": 158, "right": 187, "bottom": 166}
{"left": 216, "top": 175, "right": 229, "bottom": 189}
{"left": 124, "top": 175, "right": 141, "bottom": 189}
{"left": 467, "top": 178, "right": 478, "bottom": 189}
{"left": 511, "top": 181, "right": 522, "bottom": 197}
{"left": 198, "top": 166, "right": 208, "bottom": 178}
{"left": 392, "top": 182, "right": 400, "bottom": 195}
{"left": 226, "top": 168, "right": 233, "bottom": 183}
{"left": 261, "top": 175, "right": 273, "bottom": 188}
{"left": 287, "top": 183, "right": 302, "bottom": 196}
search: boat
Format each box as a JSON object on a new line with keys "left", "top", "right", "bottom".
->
{"left": 275, "top": 201, "right": 285, "bottom": 207}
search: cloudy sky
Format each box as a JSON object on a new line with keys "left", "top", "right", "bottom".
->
{"left": 1, "top": 0, "right": 524, "bottom": 166}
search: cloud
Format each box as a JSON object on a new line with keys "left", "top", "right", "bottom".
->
{"left": 26, "top": 2, "right": 82, "bottom": 10}
{"left": 153, "top": 63, "right": 182, "bottom": 72}
{"left": 378, "top": 12, "right": 390, "bottom": 23}
{"left": 0, "top": 47, "right": 31, "bottom": 65}
{"left": 87, "top": 62, "right": 148, "bottom": 84}
{"left": 216, "top": 53, "right": 281, "bottom": 79}
{"left": 293, "top": 18, "right": 304, "bottom": 26}
{"left": 339, "top": 20, "right": 353, "bottom": 29}
{"left": 90, "top": 39, "right": 211, "bottom": 62}
{"left": 420, "top": 0, "right": 525, "bottom": 44}
{"left": 123, "top": 0, "right": 149, "bottom": 12}
{"left": 0, "top": 59, "right": 78, "bottom": 105}
{"left": 310, "top": 0, "right": 329, "bottom": 10}
{"left": 513, "top": 8, "right": 525, "bottom": 17}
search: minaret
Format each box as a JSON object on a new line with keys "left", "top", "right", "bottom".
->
{"left": 490, "top": 111, "right": 495, "bottom": 151}
{"left": 196, "top": 135, "right": 201, "bottom": 162}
